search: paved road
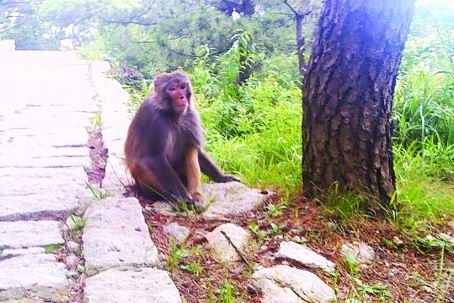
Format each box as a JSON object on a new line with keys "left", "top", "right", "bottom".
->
{"left": 0, "top": 51, "right": 97, "bottom": 220}
{"left": 0, "top": 51, "right": 181, "bottom": 303}
{"left": 0, "top": 51, "right": 97, "bottom": 301}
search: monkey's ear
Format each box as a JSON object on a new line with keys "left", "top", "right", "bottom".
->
{"left": 153, "top": 73, "right": 170, "bottom": 94}
{"left": 185, "top": 78, "right": 194, "bottom": 109}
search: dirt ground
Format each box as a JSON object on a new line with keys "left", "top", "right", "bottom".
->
{"left": 139, "top": 195, "right": 454, "bottom": 303}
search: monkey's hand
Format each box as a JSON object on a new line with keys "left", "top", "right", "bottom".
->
{"left": 168, "top": 192, "right": 194, "bottom": 211}
{"left": 189, "top": 192, "right": 206, "bottom": 214}
{"left": 217, "top": 174, "right": 241, "bottom": 183}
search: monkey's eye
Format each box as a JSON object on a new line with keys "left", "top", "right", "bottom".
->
{"left": 167, "top": 86, "right": 177, "bottom": 92}
{"left": 180, "top": 83, "right": 187, "bottom": 90}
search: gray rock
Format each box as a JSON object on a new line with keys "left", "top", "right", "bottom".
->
{"left": 1, "top": 247, "right": 45, "bottom": 257}
{"left": 0, "top": 174, "right": 86, "bottom": 196}
{"left": 0, "top": 220, "right": 64, "bottom": 249}
{"left": 206, "top": 223, "right": 250, "bottom": 262}
{"left": 150, "top": 202, "right": 176, "bottom": 217}
{"left": 340, "top": 242, "right": 375, "bottom": 264}
{"left": 251, "top": 265, "right": 336, "bottom": 303}
{"left": 150, "top": 182, "right": 271, "bottom": 219}
{"left": 164, "top": 222, "right": 190, "bottom": 243}
{"left": 0, "top": 254, "right": 69, "bottom": 302}
{"left": 202, "top": 182, "right": 272, "bottom": 219}
{"left": 82, "top": 197, "right": 158, "bottom": 272}
{"left": 3, "top": 299, "right": 46, "bottom": 303}
{"left": 276, "top": 241, "right": 336, "bottom": 273}
{"left": 84, "top": 267, "right": 182, "bottom": 303}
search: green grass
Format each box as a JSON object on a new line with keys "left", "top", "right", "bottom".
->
{"left": 123, "top": 31, "right": 454, "bottom": 232}
{"left": 44, "top": 244, "right": 64, "bottom": 253}
{"left": 193, "top": 55, "right": 302, "bottom": 196}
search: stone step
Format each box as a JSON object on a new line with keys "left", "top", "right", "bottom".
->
{"left": 0, "top": 254, "right": 69, "bottom": 302}
{"left": 0, "top": 193, "right": 80, "bottom": 221}
{"left": 0, "top": 220, "right": 64, "bottom": 248}
{"left": 251, "top": 265, "right": 337, "bottom": 303}
{"left": 82, "top": 197, "right": 158, "bottom": 272}
{"left": 84, "top": 268, "right": 182, "bottom": 303}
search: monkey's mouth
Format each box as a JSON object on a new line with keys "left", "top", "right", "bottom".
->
{"left": 174, "top": 99, "right": 188, "bottom": 109}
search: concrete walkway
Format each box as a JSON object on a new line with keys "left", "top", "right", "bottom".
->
{"left": 0, "top": 51, "right": 181, "bottom": 302}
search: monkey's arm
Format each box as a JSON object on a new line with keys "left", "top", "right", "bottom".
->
{"left": 198, "top": 150, "right": 240, "bottom": 183}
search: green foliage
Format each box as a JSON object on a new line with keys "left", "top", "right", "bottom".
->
{"left": 67, "top": 214, "right": 88, "bottom": 232}
{"left": 190, "top": 51, "right": 301, "bottom": 194}
{"left": 167, "top": 243, "right": 202, "bottom": 272}
{"left": 344, "top": 254, "right": 359, "bottom": 277}
{"left": 266, "top": 202, "right": 286, "bottom": 217}
{"left": 390, "top": 10, "right": 454, "bottom": 229}
{"left": 0, "top": 1, "right": 61, "bottom": 50}
{"left": 217, "top": 278, "right": 237, "bottom": 303}
{"left": 248, "top": 221, "right": 265, "bottom": 240}
{"left": 85, "top": 182, "right": 108, "bottom": 200}
{"left": 180, "top": 260, "right": 204, "bottom": 276}
{"left": 44, "top": 244, "right": 64, "bottom": 253}
{"left": 415, "top": 235, "right": 454, "bottom": 254}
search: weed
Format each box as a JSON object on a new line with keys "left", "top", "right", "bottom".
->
{"left": 44, "top": 244, "right": 64, "bottom": 253}
{"left": 180, "top": 260, "right": 204, "bottom": 276}
{"left": 354, "top": 279, "right": 391, "bottom": 299}
{"left": 415, "top": 235, "right": 454, "bottom": 254}
{"left": 344, "top": 254, "right": 359, "bottom": 277}
{"left": 67, "top": 214, "right": 87, "bottom": 232}
{"left": 167, "top": 242, "right": 202, "bottom": 272}
{"left": 218, "top": 278, "right": 237, "bottom": 303}
{"left": 266, "top": 201, "right": 287, "bottom": 217}
{"left": 248, "top": 221, "right": 265, "bottom": 240}
{"left": 85, "top": 181, "right": 108, "bottom": 200}
{"left": 269, "top": 223, "right": 282, "bottom": 236}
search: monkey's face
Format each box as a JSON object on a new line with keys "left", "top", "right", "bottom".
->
{"left": 166, "top": 81, "right": 190, "bottom": 115}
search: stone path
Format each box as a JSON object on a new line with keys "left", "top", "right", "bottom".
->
{"left": 0, "top": 51, "right": 181, "bottom": 302}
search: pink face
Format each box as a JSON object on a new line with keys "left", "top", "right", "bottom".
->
{"left": 166, "top": 81, "right": 189, "bottom": 114}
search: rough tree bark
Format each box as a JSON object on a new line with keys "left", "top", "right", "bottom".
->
{"left": 303, "top": 0, "right": 415, "bottom": 207}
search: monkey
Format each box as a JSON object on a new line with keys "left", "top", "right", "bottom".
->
{"left": 124, "top": 70, "right": 239, "bottom": 209}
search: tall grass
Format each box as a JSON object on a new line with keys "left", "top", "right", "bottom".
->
{"left": 123, "top": 28, "right": 454, "bottom": 229}
{"left": 390, "top": 27, "right": 454, "bottom": 228}
{"left": 191, "top": 51, "right": 302, "bottom": 195}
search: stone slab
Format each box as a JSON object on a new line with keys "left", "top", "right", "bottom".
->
{"left": 0, "top": 220, "right": 64, "bottom": 249}
{"left": 276, "top": 241, "right": 336, "bottom": 273}
{"left": 251, "top": 265, "right": 336, "bottom": 303}
{"left": 3, "top": 299, "right": 46, "bottom": 303}
{"left": 164, "top": 222, "right": 190, "bottom": 243}
{"left": 83, "top": 197, "right": 158, "bottom": 272}
{"left": 202, "top": 182, "right": 271, "bottom": 219}
{"left": 0, "top": 177, "right": 85, "bottom": 197}
{"left": 0, "top": 254, "right": 69, "bottom": 302}
{"left": 84, "top": 267, "right": 182, "bottom": 303}
{"left": 1, "top": 247, "right": 46, "bottom": 258}
{"left": 207, "top": 223, "right": 251, "bottom": 262}
{"left": 0, "top": 193, "right": 80, "bottom": 221}
{"left": 341, "top": 242, "right": 375, "bottom": 264}
{"left": 151, "top": 182, "right": 272, "bottom": 219}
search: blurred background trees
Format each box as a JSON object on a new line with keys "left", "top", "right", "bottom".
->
{"left": 1, "top": 0, "right": 453, "bottom": 227}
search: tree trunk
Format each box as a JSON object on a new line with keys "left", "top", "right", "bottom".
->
{"left": 303, "top": 0, "right": 415, "bottom": 207}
